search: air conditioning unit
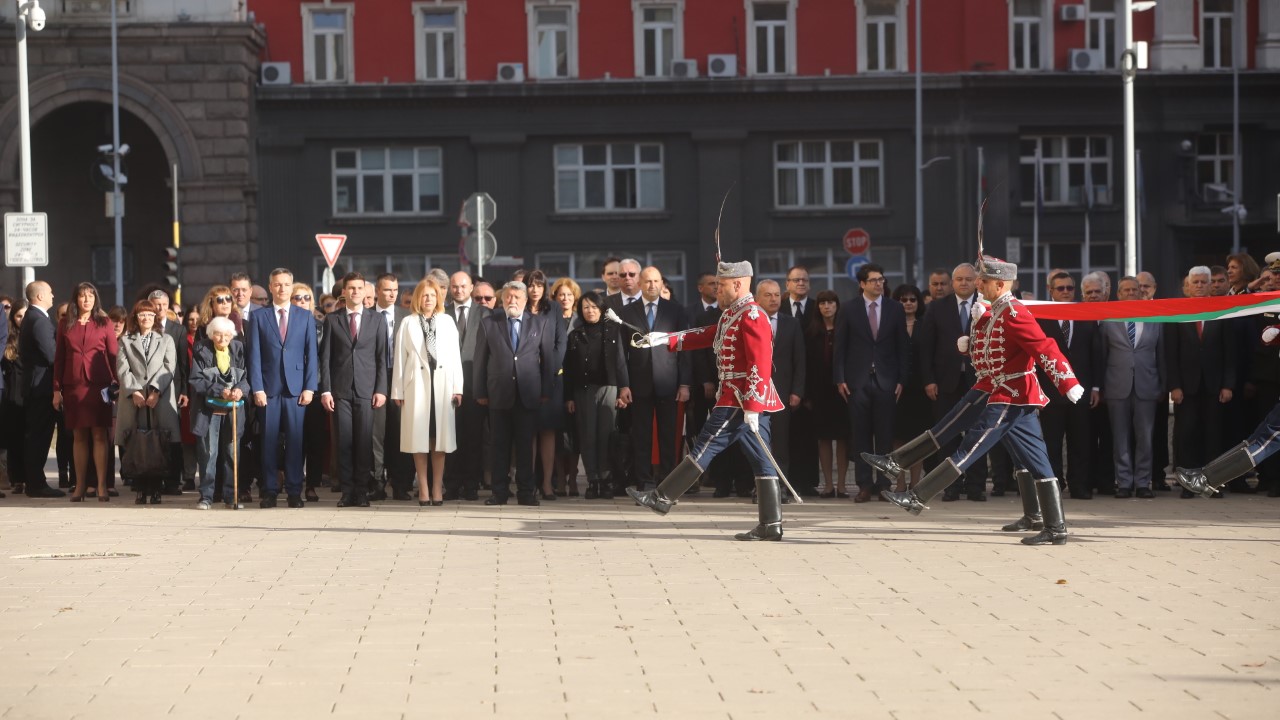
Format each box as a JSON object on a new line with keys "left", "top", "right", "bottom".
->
{"left": 670, "top": 59, "right": 698, "bottom": 79}
{"left": 497, "top": 62, "right": 525, "bottom": 83}
{"left": 1060, "top": 4, "right": 1086, "bottom": 22}
{"left": 1203, "top": 184, "right": 1232, "bottom": 203}
{"left": 1069, "top": 48, "right": 1105, "bottom": 71}
{"left": 707, "top": 54, "right": 737, "bottom": 78}
{"left": 260, "top": 62, "right": 292, "bottom": 86}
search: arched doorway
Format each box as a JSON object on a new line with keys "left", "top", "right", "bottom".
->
{"left": 31, "top": 102, "right": 170, "bottom": 308}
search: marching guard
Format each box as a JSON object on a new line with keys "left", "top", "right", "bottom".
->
{"left": 625, "top": 260, "right": 790, "bottom": 541}
{"left": 876, "top": 256, "right": 1084, "bottom": 545}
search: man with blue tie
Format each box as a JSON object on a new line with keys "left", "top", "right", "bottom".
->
{"left": 474, "top": 281, "right": 554, "bottom": 506}
{"left": 246, "top": 268, "right": 319, "bottom": 508}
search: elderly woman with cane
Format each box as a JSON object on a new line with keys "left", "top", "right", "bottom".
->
{"left": 189, "top": 316, "right": 248, "bottom": 510}
{"left": 116, "top": 300, "right": 180, "bottom": 505}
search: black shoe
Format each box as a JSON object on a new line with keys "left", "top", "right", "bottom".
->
{"left": 990, "top": 488, "right": 1006, "bottom": 497}
{"left": 182, "top": 479, "right": 195, "bottom": 492}
{"left": 369, "top": 488, "right": 388, "bottom": 501}
{"left": 517, "top": 495, "right": 540, "bottom": 507}
{"left": 484, "top": 496, "right": 507, "bottom": 506}
{"left": 431, "top": 500, "right": 443, "bottom": 506}
{"left": 135, "top": 492, "right": 147, "bottom": 505}
{"left": 598, "top": 484, "right": 614, "bottom": 500}
{"left": 150, "top": 492, "right": 162, "bottom": 505}
{"left": 392, "top": 490, "right": 412, "bottom": 501}
{"left": 1136, "top": 487, "right": 1155, "bottom": 499}
{"left": 1115, "top": 489, "right": 1133, "bottom": 499}
{"left": 941, "top": 490, "right": 960, "bottom": 502}
{"left": 163, "top": 487, "right": 183, "bottom": 496}
{"left": 1154, "top": 481, "right": 1172, "bottom": 491}
{"left": 107, "top": 488, "right": 119, "bottom": 497}
{"left": 1180, "top": 489, "right": 1196, "bottom": 499}
{"left": 462, "top": 491, "right": 480, "bottom": 501}
{"left": 712, "top": 488, "right": 731, "bottom": 498}
{"left": 967, "top": 492, "right": 987, "bottom": 502}
{"left": 26, "top": 485, "right": 67, "bottom": 498}
{"left": 239, "top": 491, "right": 254, "bottom": 504}
{"left": 1069, "top": 491, "right": 1093, "bottom": 500}
{"left": 442, "top": 490, "right": 460, "bottom": 501}
{"left": 305, "top": 490, "right": 320, "bottom": 503}
{"left": 734, "top": 523, "right": 783, "bottom": 541}
{"left": 584, "top": 482, "right": 600, "bottom": 500}
{"left": 259, "top": 495, "right": 278, "bottom": 508}
{"left": 540, "top": 489, "right": 557, "bottom": 501}
{"left": 287, "top": 494, "right": 304, "bottom": 508}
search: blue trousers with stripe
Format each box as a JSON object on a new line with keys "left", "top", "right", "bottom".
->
{"left": 949, "top": 403, "right": 1055, "bottom": 481}
{"left": 688, "top": 407, "right": 777, "bottom": 479}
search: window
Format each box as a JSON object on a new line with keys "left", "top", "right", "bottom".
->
{"left": 1013, "top": 242, "right": 1120, "bottom": 297}
{"left": 748, "top": 1, "right": 794, "bottom": 76}
{"left": 303, "top": 4, "right": 353, "bottom": 83}
{"left": 333, "top": 148, "right": 443, "bottom": 216}
{"left": 1087, "top": 0, "right": 1117, "bottom": 69}
{"left": 534, "top": 250, "right": 687, "bottom": 300}
{"left": 414, "top": 3, "right": 465, "bottom": 81}
{"left": 1196, "top": 132, "right": 1235, "bottom": 201}
{"left": 634, "top": 3, "right": 683, "bottom": 78}
{"left": 554, "top": 143, "right": 664, "bottom": 212}
{"left": 755, "top": 246, "right": 907, "bottom": 300}
{"left": 1202, "top": 0, "right": 1236, "bottom": 70}
{"left": 315, "top": 254, "right": 460, "bottom": 295}
{"left": 528, "top": 2, "right": 578, "bottom": 79}
{"left": 860, "top": 0, "right": 905, "bottom": 72}
{"left": 1010, "top": 0, "right": 1048, "bottom": 71}
{"left": 1019, "top": 136, "right": 1112, "bottom": 207}
{"left": 775, "top": 140, "right": 884, "bottom": 209}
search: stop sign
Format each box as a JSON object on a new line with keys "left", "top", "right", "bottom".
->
{"left": 843, "top": 228, "right": 870, "bottom": 256}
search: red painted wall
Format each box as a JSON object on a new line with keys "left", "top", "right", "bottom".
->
{"left": 246, "top": 0, "right": 1253, "bottom": 84}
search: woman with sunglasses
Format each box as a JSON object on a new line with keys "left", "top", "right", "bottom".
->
{"left": 292, "top": 282, "right": 328, "bottom": 502}
{"left": 199, "top": 286, "right": 238, "bottom": 333}
{"left": 116, "top": 300, "right": 180, "bottom": 505}
{"left": 891, "top": 284, "right": 930, "bottom": 492}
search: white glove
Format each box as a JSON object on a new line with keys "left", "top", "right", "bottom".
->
{"left": 971, "top": 299, "right": 988, "bottom": 322}
{"left": 1263, "top": 327, "right": 1279, "bottom": 344}
{"left": 744, "top": 411, "right": 760, "bottom": 433}
{"left": 1065, "top": 385, "right": 1084, "bottom": 404}
{"left": 631, "top": 331, "right": 670, "bottom": 349}
{"left": 956, "top": 336, "right": 970, "bottom": 353}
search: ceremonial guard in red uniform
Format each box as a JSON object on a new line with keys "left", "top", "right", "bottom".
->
{"left": 626, "top": 260, "right": 789, "bottom": 541}
{"left": 1177, "top": 323, "right": 1280, "bottom": 497}
{"left": 878, "top": 256, "right": 1084, "bottom": 545}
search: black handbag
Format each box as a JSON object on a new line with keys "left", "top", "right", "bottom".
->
{"left": 120, "top": 408, "right": 171, "bottom": 480}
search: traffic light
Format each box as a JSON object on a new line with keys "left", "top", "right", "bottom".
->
{"left": 163, "top": 247, "right": 180, "bottom": 288}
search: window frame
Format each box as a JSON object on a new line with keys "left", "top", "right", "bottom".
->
{"left": 1201, "top": 0, "right": 1239, "bottom": 70}
{"left": 553, "top": 142, "right": 666, "bottom": 214}
{"left": 1008, "top": 0, "right": 1052, "bottom": 71}
{"left": 773, "top": 139, "right": 886, "bottom": 210}
{"left": 744, "top": 0, "right": 797, "bottom": 77}
{"left": 1195, "top": 131, "right": 1236, "bottom": 201}
{"left": 1019, "top": 135, "right": 1114, "bottom": 208}
{"left": 331, "top": 147, "right": 445, "bottom": 218}
{"left": 754, "top": 246, "right": 907, "bottom": 300}
{"left": 1086, "top": 0, "right": 1118, "bottom": 69}
{"left": 314, "top": 254, "right": 461, "bottom": 297}
{"left": 632, "top": 1, "right": 685, "bottom": 78}
{"left": 533, "top": 250, "right": 688, "bottom": 301}
{"left": 526, "top": 1, "right": 580, "bottom": 80}
{"left": 856, "top": 0, "right": 908, "bottom": 74}
{"left": 412, "top": 1, "right": 466, "bottom": 81}
{"left": 301, "top": 2, "right": 355, "bottom": 84}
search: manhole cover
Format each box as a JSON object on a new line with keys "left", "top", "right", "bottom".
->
{"left": 11, "top": 552, "right": 140, "bottom": 560}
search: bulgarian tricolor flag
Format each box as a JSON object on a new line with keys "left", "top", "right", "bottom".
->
{"left": 1024, "top": 291, "right": 1280, "bottom": 323}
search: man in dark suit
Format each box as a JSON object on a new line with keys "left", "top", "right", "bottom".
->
{"left": 1167, "top": 266, "right": 1236, "bottom": 498}
{"left": 915, "top": 263, "right": 988, "bottom": 500}
{"left": 320, "top": 273, "right": 388, "bottom": 507}
{"left": 757, "top": 279, "right": 805, "bottom": 480}
{"left": 19, "top": 281, "right": 66, "bottom": 498}
{"left": 779, "top": 265, "right": 819, "bottom": 495}
{"left": 444, "top": 270, "right": 489, "bottom": 501}
{"left": 835, "top": 263, "right": 909, "bottom": 502}
{"left": 474, "top": 281, "right": 554, "bottom": 506}
{"left": 622, "top": 266, "right": 692, "bottom": 491}
{"left": 1037, "top": 272, "right": 1101, "bottom": 499}
{"left": 603, "top": 258, "right": 644, "bottom": 316}
{"left": 149, "top": 288, "right": 189, "bottom": 494}
{"left": 246, "top": 267, "right": 319, "bottom": 508}
{"left": 369, "top": 273, "right": 412, "bottom": 500}
{"left": 685, "top": 273, "right": 721, "bottom": 495}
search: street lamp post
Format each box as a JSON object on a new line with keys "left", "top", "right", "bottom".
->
{"left": 110, "top": 0, "right": 124, "bottom": 306}
{"left": 913, "top": 0, "right": 923, "bottom": 286}
{"left": 13, "top": 0, "right": 47, "bottom": 289}
{"left": 1120, "top": 1, "right": 1156, "bottom": 278}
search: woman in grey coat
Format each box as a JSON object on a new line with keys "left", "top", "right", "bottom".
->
{"left": 189, "top": 316, "right": 249, "bottom": 509}
{"left": 115, "top": 300, "right": 180, "bottom": 504}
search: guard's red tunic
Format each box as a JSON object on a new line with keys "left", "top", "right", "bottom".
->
{"left": 665, "top": 294, "right": 784, "bottom": 414}
{"left": 970, "top": 293, "right": 1081, "bottom": 407}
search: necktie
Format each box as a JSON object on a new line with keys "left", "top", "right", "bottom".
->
{"left": 868, "top": 301, "right": 879, "bottom": 339}
{"left": 384, "top": 310, "right": 394, "bottom": 367}
{"left": 627, "top": 296, "right": 637, "bottom": 305}
{"left": 770, "top": 316, "right": 777, "bottom": 337}
{"left": 1196, "top": 321, "right": 1204, "bottom": 340}
{"left": 424, "top": 316, "right": 437, "bottom": 363}
{"left": 1060, "top": 320, "right": 1071, "bottom": 346}
{"left": 278, "top": 308, "right": 288, "bottom": 341}
{"left": 510, "top": 318, "right": 520, "bottom": 350}
{"left": 646, "top": 302, "right": 656, "bottom": 330}
{"left": 349, "top": 310, "right": 358, "bottom": 341}
{"left": 960, "top": 299, "right": 971, "bottom": 333}
{"left": 1127, "top": 322, "right": 1137, "bottom": 348}
{"left": 793, "top": 301, "right": 801, "bottom": 317}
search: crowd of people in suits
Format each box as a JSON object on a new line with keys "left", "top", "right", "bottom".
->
{"left": 1, "top": 249, "right": 1278, "bottom": 506}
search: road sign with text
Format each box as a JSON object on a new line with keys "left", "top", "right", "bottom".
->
{"left": 4, "top": 212, "right": 49, "bottom": 267}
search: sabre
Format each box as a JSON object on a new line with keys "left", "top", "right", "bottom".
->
{"left": 603, "top": 307, "right": 656, "bottom": 348}
{"left": 748, "top": 423, "right": 804, "bottom": 505}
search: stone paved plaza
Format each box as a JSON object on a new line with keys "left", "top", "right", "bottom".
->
{"left": 0, "top": 486, "right": 1276, "bottom": 719}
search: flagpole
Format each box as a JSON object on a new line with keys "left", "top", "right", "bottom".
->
{"left": 1084, "top": 145, "right": 1093, "bottom": 276}
{"left": 1033, "top": 145, "right": 1042, "bottom": 294}
{"left": 1135, "top": 149, "right": 1144, "bottom": 269}
{"left": 976, "top": 145, "right": 984, "bottom": 257}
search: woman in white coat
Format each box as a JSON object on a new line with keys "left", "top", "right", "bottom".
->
{"left": 391, "top": 277, "right": 463, "bottom": 506}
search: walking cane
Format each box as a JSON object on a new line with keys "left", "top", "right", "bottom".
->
{"left": 231, "top": 399, "right": 241, "bottom": 510}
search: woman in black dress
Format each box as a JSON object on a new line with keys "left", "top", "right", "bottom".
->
{"left": 804, "top": 290, "right": 850, "bottom": 498}
{"left": 891, "top": 284, "right": 930, "bottom": 491}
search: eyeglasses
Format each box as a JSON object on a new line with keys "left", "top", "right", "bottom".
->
{"left": 1052, "top": 285, "right": 1075, "bottom": 292}
{"left": 214, "top": 295, "right": 232, "bottom": 303}
{"left": 137, "top": 312, "right": 157, "bottom": 319}
{"left": 863, "top": 277, "right": 886, "bottom": 284}
{"left": 901, "top": 297, "right": 918, "bottom": 303}
{"left": 474, "top": 296, "right": 495, "bottom": 302}
{"left": 786, "top": 277, "right": 809, "bottom": 283}
{"left": 619, "top": 272, "right": 638, "bottom": 277}
{"left": 292, "top": 295, "right": 312, "bottom": 302}
{"left": 251, "top": 296, "right": 269, "bottom": 302}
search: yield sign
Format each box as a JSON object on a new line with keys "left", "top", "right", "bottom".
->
{"left": 316, "top": 234, "right": 347, "bottom": 268}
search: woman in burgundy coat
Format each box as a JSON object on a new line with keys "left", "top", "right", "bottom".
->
{"left": 54, "top": 282, "right": 118, "bottom": 502}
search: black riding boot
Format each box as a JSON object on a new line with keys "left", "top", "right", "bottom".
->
{"left": 1021, "top": 477, "right": 1067, "bottom": 545}
{"left": 862, "top": 430, "right": 939, "bottom": 484}
{"left": 1176, "top": 441, "right": 1254, "bottom": 498}
{"left": 735, "top": 476, "right": 783, "bottom": 541}
{"left": 881, "top": 457, "right": 961, "bottom": 515}
{"left": 1001, "top": 470, "right": 1044, "bottom": 531}
{"left": 627, "top": 457, "right": 703, "bottom": 515}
